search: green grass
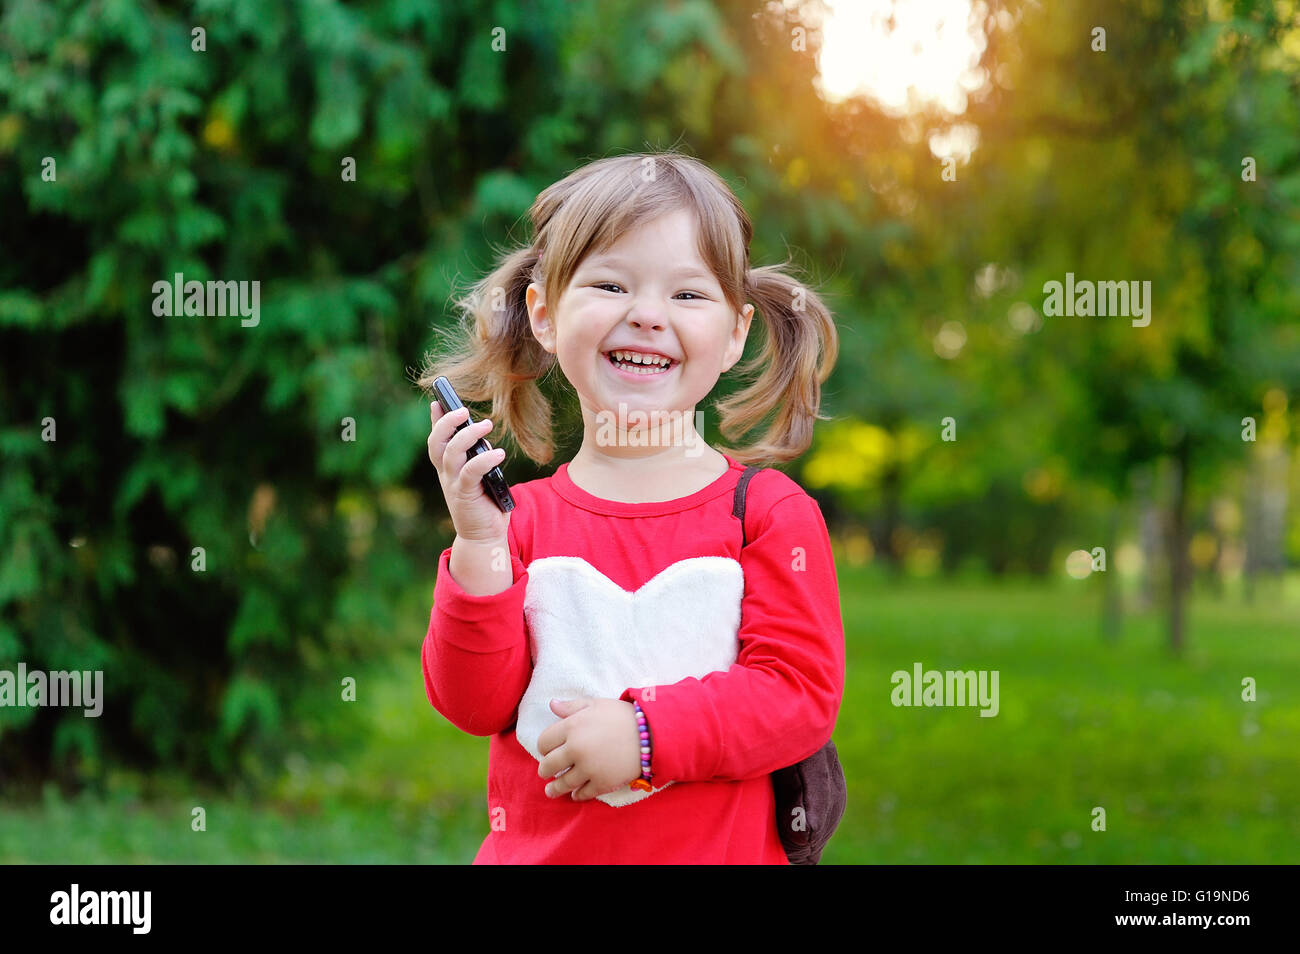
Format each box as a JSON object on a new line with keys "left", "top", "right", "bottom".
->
{"left": 2, "top": 569, "right": 1297, "bottom": 863}
{"left": 826, "top": 568, "right": 1300, "bottom": 863}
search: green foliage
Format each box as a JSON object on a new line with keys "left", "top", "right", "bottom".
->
{"left": 0, "top": 0, "right": 526, "bottom": 783}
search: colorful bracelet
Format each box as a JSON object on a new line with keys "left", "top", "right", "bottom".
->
{"left": 630, "top": 701, "right": 653, "bottom": 791}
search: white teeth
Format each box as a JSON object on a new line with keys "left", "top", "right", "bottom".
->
{"left": 607, "top": 349, "right": 674, "bottom": 375}
{"left": 611, "top": 350, "right": 671, "bottom": 367}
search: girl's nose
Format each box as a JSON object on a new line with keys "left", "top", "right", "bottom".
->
{"left": 627, "top": 311, "right": 666, "bottom": 331}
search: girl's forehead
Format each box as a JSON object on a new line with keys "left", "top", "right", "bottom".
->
{"left": 603, "top": 206, "right": 699, "bottom": 244}
{"left": 579, "top": 222, "right": 711, "bottom": 269}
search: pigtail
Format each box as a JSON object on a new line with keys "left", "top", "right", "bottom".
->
{"left": 414, "top": 245, "right": 559, "bottom": 465}
{"left": 714, "top": 263, "right": 840, "bottom": 464}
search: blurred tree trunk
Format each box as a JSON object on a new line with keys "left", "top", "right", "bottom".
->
{"left": 1244, "top": 460, "right": 1260, "bottom": 604}
{"left": 875, "top": 459, "right": 903, "bottom": 571}
{"left": 1135, "top": 467, "right": 1163, "bottom": 612}
{"left": 1167, "top": 440, "right": 1192, "bottom": 654}
{"left": 1244, "top": 442, "right": 1288, "bottom": 604}
{"left": 1206, "top": 519, "right": 1225, "bottom": 599}
{"left": 1101, "top": 507, "right": 1122, "bottom": 641}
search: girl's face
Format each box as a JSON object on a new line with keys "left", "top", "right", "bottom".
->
{"left": 526, "top": 208, "right": 754, "bottom": 436}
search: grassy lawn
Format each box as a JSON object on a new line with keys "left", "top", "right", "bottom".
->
{"left": 3, "top": 567, "right": 1296, "bottom": 863}
{"left": 828, "top": 569, "right": 1299, "bottom": 863}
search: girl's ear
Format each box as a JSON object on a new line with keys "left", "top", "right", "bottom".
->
{"left": 722, "top": 303, "right": 755, "bottom": 372}
{"left": 526, "top": 282, "right": 556, "bottom": 354}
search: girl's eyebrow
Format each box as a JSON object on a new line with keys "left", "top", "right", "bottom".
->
{"left": 580, "top": 256, "right": 715, "bottom": 281}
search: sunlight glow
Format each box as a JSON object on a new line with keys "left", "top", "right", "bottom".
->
{"left": 815, "top": 0, "right": 988, "bottom": 116}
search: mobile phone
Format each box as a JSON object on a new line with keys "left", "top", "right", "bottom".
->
{"left": 432, "top": 376, "right": 515, "bottom": 514}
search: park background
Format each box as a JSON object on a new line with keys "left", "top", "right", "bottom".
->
{"left": 1, "top": 0, "right": 1298, "bottom": 862}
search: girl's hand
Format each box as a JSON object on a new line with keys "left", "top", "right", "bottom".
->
{"left": 537, "top": 698, "right": 645, "bottom": 801}
{"left": 427, "top": 401, "right": 510, "bottom": 543}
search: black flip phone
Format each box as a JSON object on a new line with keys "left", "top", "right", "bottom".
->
{"left": 432, "top": 376, "right": 515, "bottom": 514}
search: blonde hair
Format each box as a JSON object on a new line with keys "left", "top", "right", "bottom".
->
{"left": 414, "top": 149, "right": 838, "bottom": 466}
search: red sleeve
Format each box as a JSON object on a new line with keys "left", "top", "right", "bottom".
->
{"left": 619, "top": 492, "right": 845, "bottom": 782}
{"left": 421, "top": 521, "right": 532, "bottom": 737}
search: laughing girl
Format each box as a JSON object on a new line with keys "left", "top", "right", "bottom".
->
{"left": 418, "top": 150, "right": 843, "bottom": 864}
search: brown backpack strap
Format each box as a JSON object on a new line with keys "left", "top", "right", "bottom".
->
{"left": 732, "top": 465, "right": 764, "bottom": 548}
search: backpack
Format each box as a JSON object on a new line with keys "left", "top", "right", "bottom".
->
{"left": 733, "top": 465, "right": 848, "bottom": 865}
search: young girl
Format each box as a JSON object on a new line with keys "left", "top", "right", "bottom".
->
{"left": 418, "top": 151, "right": 844, "bottom": 864}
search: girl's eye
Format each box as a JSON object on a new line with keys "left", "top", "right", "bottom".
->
{"left": 592, "top": 283, "right": 706, "bottom": 300}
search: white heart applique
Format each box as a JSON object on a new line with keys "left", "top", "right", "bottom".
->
{"left": 518, "top": 555, "right": 744, "bottom": 807}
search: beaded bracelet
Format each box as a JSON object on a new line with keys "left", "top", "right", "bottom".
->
{"left": 630, "top": 701, "right": 653, "bottom": 791}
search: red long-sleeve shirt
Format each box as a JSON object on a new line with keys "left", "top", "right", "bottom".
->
{"left": 421, "top": 453, "right": 845, "bottom": 864}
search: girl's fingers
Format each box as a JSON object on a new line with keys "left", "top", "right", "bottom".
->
{"left": 427, "top": 404, "right": 467, "bottom": 471}
{"left": 537, "top": 742, "right": 572, "bottom": 780}
{"left": 443, "top": 438, "right": 502, "bottom": 490}
{"left": 581, "top": 780, "right": 621, "bottom": 801}
{"left": 432, "top": 412, "right": 484, "bottom": 474}
{"left": 430, "top": 404, "right": 469, "bottom": 444}
{"left": 447, "top": 415, "right": 492, "bottom": 456}
{"left": 545, "top": 766, "right": 587, "bottom": 799}
{"left": 443, "top": 422, "right": 501, "bottom": 482}
{"left": 570, "top": 779, "right": 605, "bottom": 802}
{"left": 567, "top": 774, "right": 610, "bottom": 802}
{"left": 459, "top": 445, "right": 507, "bottom": 486}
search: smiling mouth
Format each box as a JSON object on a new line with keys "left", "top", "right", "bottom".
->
{"left": 603, "top": 350, "right": 679, "bottom": 375}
